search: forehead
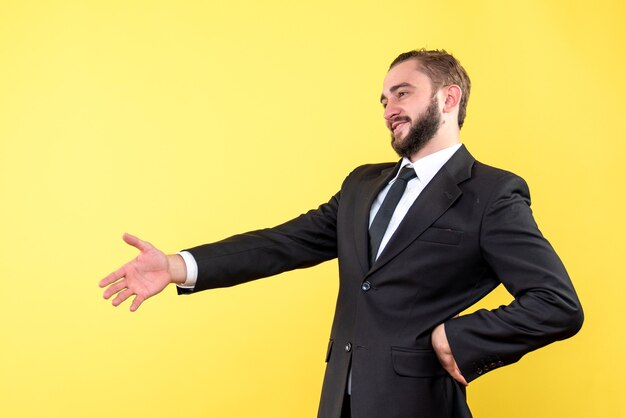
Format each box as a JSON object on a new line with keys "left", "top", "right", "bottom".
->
{"left": 382, "top": 59, "right": 432, "bottom": 94}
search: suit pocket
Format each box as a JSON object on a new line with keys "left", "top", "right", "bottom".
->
{"left": 418, "top": 227, "right": 463, "bottom": 245}
{"left": 391, "top": 347, "right": 446, "bottom": 378}
{"left": 325, "top": 339, "right": 334, "bottom": 363}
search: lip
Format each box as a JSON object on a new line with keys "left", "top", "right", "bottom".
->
{"left": 391, "top": 121, "right": 408, "bottom": 133}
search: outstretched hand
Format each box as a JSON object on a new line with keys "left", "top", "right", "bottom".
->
{"left": 99, "top": 233, "right": 174, "bottom": 312}
{"left": 432, "top": 323, "right": 468, "bottom": 386}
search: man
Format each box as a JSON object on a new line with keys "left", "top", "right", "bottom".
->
{"left": 100, "top": 49, "right": 583, "bottom": 418}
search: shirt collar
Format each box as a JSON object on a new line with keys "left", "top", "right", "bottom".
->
{"left": 394, "top": 143, "right": 463, "bottom": 185}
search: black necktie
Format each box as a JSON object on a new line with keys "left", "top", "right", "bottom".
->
{"left": 369, "top": 166, "right": 417, "bottom": 266}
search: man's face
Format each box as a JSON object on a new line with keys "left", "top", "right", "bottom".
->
{"left": 381, "top": 59, "right": 442, "bottom": 158}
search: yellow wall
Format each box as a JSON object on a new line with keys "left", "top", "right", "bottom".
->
{"left": 1, "top": 0, "right": 624, "bottom": 417}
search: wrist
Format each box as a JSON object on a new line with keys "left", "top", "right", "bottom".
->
{"left": 167, "top": 254, "right": 187, "bottom": 284}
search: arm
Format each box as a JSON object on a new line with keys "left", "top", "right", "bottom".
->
{"left": 442, "top": 174, "right": 583, "bottom": 383}
{"left": 182, "top": 191, "right": 340, "bottom": 293}
{"left": 100, "top": 190, "right": 341, "bottom": 308}
{"left": 99, "top": 233, "right": 188, "bottom": 311}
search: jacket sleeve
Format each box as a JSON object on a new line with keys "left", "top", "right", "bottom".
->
{"left": 180, "top": 191, "right": 340, "bottom": 293}
{"left": 444, "top": 173, "right": 584, "bottom": 383}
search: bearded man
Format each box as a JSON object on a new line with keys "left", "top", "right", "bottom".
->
{"left": 101, "top": 49, "right": 583, "bottom": 418}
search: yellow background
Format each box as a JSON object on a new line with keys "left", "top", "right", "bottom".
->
{"left": 1, "top": 0, "right": 624, "bottom": 417}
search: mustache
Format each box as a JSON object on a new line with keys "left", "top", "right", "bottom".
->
{"left": 391, "top": 116, "right": 411, "bottom": 124}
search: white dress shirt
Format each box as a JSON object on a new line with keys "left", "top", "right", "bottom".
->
{"left": 368, "top": 143, "right": 462, "bottom": 261}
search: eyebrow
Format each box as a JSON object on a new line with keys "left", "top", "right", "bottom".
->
{"left": 380, "top": 82, "right": 415, "bottom": 103}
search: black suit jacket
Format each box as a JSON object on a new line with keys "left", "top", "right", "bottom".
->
{"left": 182, "top": 145, "right": 583, "bottom": 418}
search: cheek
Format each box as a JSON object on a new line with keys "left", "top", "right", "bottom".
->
{"left": 409, "top": 99, "right": 430, "bottom": 118}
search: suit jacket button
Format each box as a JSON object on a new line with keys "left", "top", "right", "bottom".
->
{"left": 497, "top": 361, "right": 504, "bottom": 366}
{"left": 345, "top": 342, "right": 352, "bottom": 352}
{"left": 476, "top": 369, "right": 483, "bottom": 375}
{"left": 361, "top": 281, "right": 371, "bottom": 291}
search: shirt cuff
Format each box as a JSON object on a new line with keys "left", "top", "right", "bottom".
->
{"left": 176, "top": 251, "right": 198, "bottom": 288}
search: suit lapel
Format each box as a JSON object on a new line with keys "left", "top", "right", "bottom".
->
{"left": 353, "top": 162, "right": 401, "bottom": 275}
{"left": 367, "top": 145, "right": 475, "bottom": 276}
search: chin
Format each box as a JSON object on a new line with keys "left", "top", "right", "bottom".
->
{"left": 392, "top": 133, "right": 407, "bottom": 146}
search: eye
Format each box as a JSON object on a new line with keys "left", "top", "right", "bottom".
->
{"left": 381, "top": 101, "right": 388, "bottom": 108}
{"left": 398, "top": 91, "right": 408, "bottom": 98}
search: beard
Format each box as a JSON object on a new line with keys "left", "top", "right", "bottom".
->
{"left": 390, "top": 97, "right": 441, "bottom": 158}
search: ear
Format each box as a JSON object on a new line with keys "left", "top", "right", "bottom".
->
{"left": 442, "top": 85, "right": 462, "bottom": 113}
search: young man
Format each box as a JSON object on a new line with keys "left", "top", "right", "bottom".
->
{"left": 100, "top": 49, "right": 583, "bottom": 418}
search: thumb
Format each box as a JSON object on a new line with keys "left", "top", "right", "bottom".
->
{"left": 122, "top": 232, "right": 152, "bottom": 252}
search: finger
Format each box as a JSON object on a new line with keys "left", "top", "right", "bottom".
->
{"left": 102, "top": 279, "right": 127, "bottom": 300}
{"left": 443, "top": 357, "right": 467, "bottom": 386}
{"left": 122, "top": 232, "right": 152, "bottom": 252}
{"left": 451, "top": 366, "right": 468, "bottom": 386}
{"left": 130, "top": 295, "right": 145, "bottom": 312}
{"left": 99, "top": 266, "right": 126, "bottom": 288}
{"left": 438, "top": 354, "right": 456, "bottom": 374}
{"left": 112, "top": 288, "right": 134, "bottom": 306}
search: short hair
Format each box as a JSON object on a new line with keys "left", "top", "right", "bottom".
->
{"left": 389, "top": 49, "right": 471, "bottom": 128}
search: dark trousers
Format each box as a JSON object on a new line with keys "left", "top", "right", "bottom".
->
{"left": 341, "top": 394, "right": 351, "bottom": 418}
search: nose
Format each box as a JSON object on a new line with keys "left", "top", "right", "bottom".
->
{"left": 384, "top": 100, "right": 401, "bottom": 122}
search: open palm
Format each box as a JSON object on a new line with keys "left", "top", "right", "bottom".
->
{"left": 99, "top": 233, "right": 172, "bottom": 311}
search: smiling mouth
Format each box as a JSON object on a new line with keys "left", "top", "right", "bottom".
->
{"left": 391, "top": 121, "right": 408, "bottom": 134}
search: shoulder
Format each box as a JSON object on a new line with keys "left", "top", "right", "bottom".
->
{"left": 352, "top": 162, "right": 398, "bottom": 176}
{"left": 471, "top": 160, "right": 529, "bottom": 192}
{"left": 469, "top": 161, "right": 533, "bottom": 212}
{"left": 341, "top": 162, "right": 397, "bottom": 184}
{"left": 449, "top": 145, "right": 527, "bottom": 190}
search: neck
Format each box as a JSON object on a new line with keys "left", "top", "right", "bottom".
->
{"left": 409, "top": 130, "right": 460, "bottom": 162}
